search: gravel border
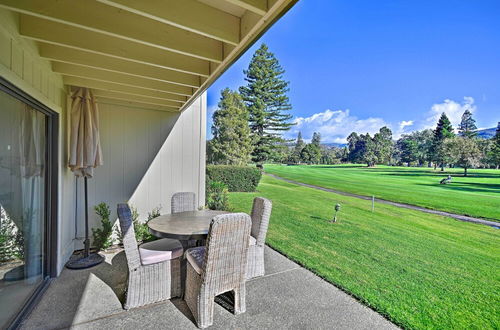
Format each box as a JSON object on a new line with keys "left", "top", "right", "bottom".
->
{"left": 265, "top": 173, "right": 500, "bottom": 228}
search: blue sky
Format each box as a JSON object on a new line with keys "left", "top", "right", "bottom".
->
{"left": 207, "top": 0, "right": 500, "bottom": 142}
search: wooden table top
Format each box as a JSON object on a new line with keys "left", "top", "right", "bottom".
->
{"left": 148, "top": 210, "right": 229, "bottom": 240}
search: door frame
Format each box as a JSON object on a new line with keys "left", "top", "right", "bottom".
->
{"left": 0, "top": 76, "right": 59, "bottom": 329}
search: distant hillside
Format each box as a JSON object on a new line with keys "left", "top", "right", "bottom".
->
{"left": 322, "top": 142, "right": 347, "bottom": 148}
{"left": 283, "top": 142, "right": 347, "bottom": 148}
{"left": 476, "top": 127, "right": 496, "bottom": 139}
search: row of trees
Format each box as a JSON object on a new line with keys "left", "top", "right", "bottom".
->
{"left": 208, "top": 44, "right": 294, "bottom": 166}
{"left": 346, "top": 127, "right": 394, "bottom": 167}
{"left": 207, "top": 44, "right": 500, "bottom": 174}
{"left": 395, "top": 112, "right": 500, "bottom": 175}
{"left": 284, "top": 111, "right": 500, "bottom": 175}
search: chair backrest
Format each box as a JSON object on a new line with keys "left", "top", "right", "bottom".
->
{"left": 117, "top": 203, "right": 141, "bottom": 270}
{"left": 171, "top": 192, "right": 196, "bottom": 213}
{"left": 250, "top": 197, "right": 272, "bottom": 246}
{"left": 201, "top": 213, "right": 251, "bottom": 293}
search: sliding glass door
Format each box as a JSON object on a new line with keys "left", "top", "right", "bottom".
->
{"left": 0, "top": 84, "right": 56, "bottom": 328}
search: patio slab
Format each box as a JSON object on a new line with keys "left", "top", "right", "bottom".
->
{"left": 21, "top": 246, "right": 397, "bottom": 329}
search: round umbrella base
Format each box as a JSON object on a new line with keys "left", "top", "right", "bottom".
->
{"left": 65, "top": 253, "right": 104, "bottom": 270}
{"left": 3, "top": 265, "right": 25, "bottom": 281}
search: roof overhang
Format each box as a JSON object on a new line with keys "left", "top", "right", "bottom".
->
{"left": 0, "top": 0, "right": 298, "bottom": 112}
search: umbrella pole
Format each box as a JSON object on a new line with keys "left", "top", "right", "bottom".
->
{"left": 84, "top": 176, "right": 90, "bottom": 258}
{"left": 65, "top": 175, "right": 103, "bottom": 269}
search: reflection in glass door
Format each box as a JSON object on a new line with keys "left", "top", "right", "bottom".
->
{"left": 0, "top": 89, "right": 47, "bottom": 328}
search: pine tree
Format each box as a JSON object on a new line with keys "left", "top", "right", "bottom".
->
{"left": 458, "top": 109, "right": 477, "bottom": 138}
{"left": 239, "top": 43, "right": 294, "bottom": 165}
{"left": 489, "top": 122, "right": 500, "bottom": 169}
{"left": 312, "top": 132, "right": 321, "bottom": 146}
{"left": 302, "top": 132, "right": 322, "bottom": 164}
{"left": 432, "top": 113, "right": 454, "bottom": 170}
{"left": 210, "top": 88, "right": 252, "bottom": 165}
{"left": 290, "top": 131, "right": 304, "bottom": 164}
{"left": 434, "top": 113, "right": 454, "bottom": 140}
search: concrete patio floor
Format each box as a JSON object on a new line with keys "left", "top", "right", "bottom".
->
{"left": 21, "top": 246, "right": 397, "bottom": 329}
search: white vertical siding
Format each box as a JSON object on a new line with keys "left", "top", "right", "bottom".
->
{"left": 75, "top": 96, "right": 207, "bottom": 245}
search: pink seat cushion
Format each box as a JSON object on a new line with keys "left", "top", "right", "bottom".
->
{"left": 185, "top": 247, "right": 205, "bottom": 274}
{"left": 139, "top": 238, "right": 184, "bottom": 265}
{"left": 249, "top": 235, "right": 257, "bottom": 246}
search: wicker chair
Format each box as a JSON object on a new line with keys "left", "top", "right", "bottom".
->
{"left": 171, "top": 192, "right": 196, "bottom": 213}
{"left": 184, "top": 213, "right": 251, "bottom": 328}
{"left": 117, "top": 203, "right": 183, "bottom": 309}
{"left": 246, "top": 197, "right": 272, "bottom": 279}
{"left": 171, "top": 192, "right": 197, "bottom": 248}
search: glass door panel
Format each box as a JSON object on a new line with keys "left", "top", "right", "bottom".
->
{"left": 0, "top": 90, "right": 47, "bottom": 328}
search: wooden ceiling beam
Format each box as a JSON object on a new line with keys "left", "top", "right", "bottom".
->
{"left": 224, "top": 0, "right": 267, "bottom": 16}
{"left": 97, "top": 0, "right": 240, "bottom": 45}
{"left": 20, "top": 15, "right": 210, "bottom": 77}
{"left": 39, "top": 44, "right": 201, "bottom": 88}
{"left": 92, "top": 89, "right": 182, "bottom": 110}
{"left": 0, "top": 0, "right": 223, "bottom": 62}
{"left": 63, "top": 76, "right": 189, "bottom": 103}
{"left": 52, "top": 62, "right": 193, "bottom": 97}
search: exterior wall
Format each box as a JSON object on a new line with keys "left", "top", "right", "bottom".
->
{"left": 74, "top": 95, "right": 207, "bottom": 247}
{"left": 0, "top": 8, "right": 207, "bottom": 273}
{"left": 0, "top": 9, "right": 75, "bottom": 274}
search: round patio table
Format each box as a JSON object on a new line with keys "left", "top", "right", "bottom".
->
{"left": 148, "top": 210, "right": 230, "bottom": 240}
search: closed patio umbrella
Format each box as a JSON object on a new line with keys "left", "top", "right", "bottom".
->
{"left": 66, "top": 87, "right": 104, "bottom": 269}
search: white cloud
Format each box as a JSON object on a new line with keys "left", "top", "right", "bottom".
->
{"left": 399, "top": 120, "right": 414, "bottom": 130}
{"left": 288, "top": 109, "right": 388, "bottom": 143}
{"left": 423, "top": 96, "right": 475, "bottom": 129}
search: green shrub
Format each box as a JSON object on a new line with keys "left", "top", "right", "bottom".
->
{"left": 92, "top": 203, "right": 113, "bottom": 251}
{"left": 206, "top": 165, "right": 262, "bottom": 192}
{"left": 131, "top": 205, "right": 159, "bottom": 243}
{"left": 206, "top": 181, "right": 230, "bottom": 211}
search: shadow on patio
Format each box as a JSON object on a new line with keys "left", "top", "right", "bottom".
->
{"left": 21, "top": 247, "right": 396, "bottom": 329}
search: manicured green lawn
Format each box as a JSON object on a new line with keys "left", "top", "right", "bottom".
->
{"left": 264, "top": 164, "right": 500, "bottom": 220}
{"left": 230, "top": 175, "right": 500, "bottom": 329}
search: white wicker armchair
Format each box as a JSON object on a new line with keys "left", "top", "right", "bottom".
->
{"left": 171, "top": 192, "right": 197, "bottom": 248}
{"left": 171, "top": 192, "right": 196, "bottom": 213}
{"left": 246, "top": 197, "right": 272, "bottom": 279}
{"left": 117, "top": 203, "right": 183, "bottom": 309}
{"left": 184, "top": 213, "right": 251, "bottom": 328}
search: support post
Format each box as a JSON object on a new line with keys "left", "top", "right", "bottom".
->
{"left": 83, "top": 176, "right": 90, "bottom": 258}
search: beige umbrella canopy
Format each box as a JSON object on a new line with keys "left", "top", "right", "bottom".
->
{"left": 67, "top": 87, "right": 104, "bottom": 268}
{"left": 68, "top": 87, "right": 103, "bottom": 178}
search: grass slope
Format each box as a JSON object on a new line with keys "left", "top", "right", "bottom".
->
{"left": 230, "top": 176, "right": 500, "bottom": 329}
{"left": 264, "top": 164, "right": 500, "bottom": 220}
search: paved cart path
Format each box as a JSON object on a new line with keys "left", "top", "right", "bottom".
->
{"left": 266, "top": 173, "right": 500, "bottom": 228}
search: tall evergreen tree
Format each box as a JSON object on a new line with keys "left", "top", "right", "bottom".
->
{"left": 488, "top": 122, "right": 500, "bottom": 169}
{"left": 458, "top": 109, "right": 477, "bottom": 138}
{"left": 239, "top": 43, "right": 294, "bottom": 165}
{"left": 434, "top": 113, "right": 454, "bottom": 140}
{"left": 209, "top": 88, "right": 252, "bottom": 165}
{"left": 432, "top": 113, "right": 454, "bottom": 170}
{"left": 312, "top": 132, "right": 321, "bottom": 146}
{"left": 295, "top": 131, "right": 305, "bottom": 151}
{"left": 301, "top": 132, "right": 322, "bottom": 164}
{"left": 290, "top": 131, "right": 305, "bottom": 164}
